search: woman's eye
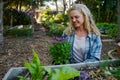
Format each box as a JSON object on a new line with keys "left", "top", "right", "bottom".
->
{"left": 75, "top": 16, "right": 79, "bottom": 19}
{"left": 70, "top": 17, "right": 73, "bottom": 19}
{"left": 71, "top": 16, "right": 78, "bottom": 19}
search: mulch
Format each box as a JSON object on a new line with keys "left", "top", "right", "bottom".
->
{"left": 0, "top": 24, "right": 117, "bottom": 79}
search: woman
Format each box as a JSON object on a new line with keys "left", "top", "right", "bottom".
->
{"left": 62, "top": 4, "right": 102, "bottom": 64}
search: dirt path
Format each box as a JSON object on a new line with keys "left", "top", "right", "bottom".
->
{"left": 0, "top": 25, "right": 53, "bottom": 79}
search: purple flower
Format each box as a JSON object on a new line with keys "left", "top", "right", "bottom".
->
{"left": 61, "top": 34, "right": 67, "bottom": 39}
{"left": 52, "top": 36, "right": 65, "bottom": 41}
{"left": 80, "top": 71, "right": 88, "bottom": 80}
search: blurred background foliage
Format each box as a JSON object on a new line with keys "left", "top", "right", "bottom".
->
{"left": 2, "top": 0, "right": 120, "bottom": 38}
{"left": 3, "top": 0, "right": 118, "bottom": 24}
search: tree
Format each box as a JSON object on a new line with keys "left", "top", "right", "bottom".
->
{"left": 75, "top": 0, "right": 118, "bottom": 23}
{"left": 117, "top": 0, "right": 120, "bottom": 42}
{"left": 75, "top": 0, "right": 84, "bottom": 3}
{"left": 3, "top": 0, "right": 31, "bottom": 10}
{"left": 3, "top": 0, "right": 45, "bottom": 11}
{"left": 0, "top": 0, "right": 3, "bottom": 47}
{"left": 54, "top": 0, "right": 58, "bottom": 14}
{"left": 63, "top": 0, "right": 66, "bottom": 14}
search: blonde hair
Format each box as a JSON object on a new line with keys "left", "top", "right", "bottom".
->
{"left": 64, "top": 4, "right": 100, "bottom": 36}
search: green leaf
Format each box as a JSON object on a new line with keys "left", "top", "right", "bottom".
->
{"left": 44, "top": 66, "right": 52, "bottom": 74}
{"left": 21, "top": 49, "right": 48, "bottom": 80}
{"left": 49, "top": 41, "right": 71, "bottom": 64}
{"left": 32, "top": 49, "right": 41, "bottom": 67}
{"left": 17, "top": 76, "right": 26, "bottom": 80}
{"left": 109, "top": 69, "right": 120, "bottom": 78}
{"left": 48, "top": 66, "right": 80, "bottom": 80}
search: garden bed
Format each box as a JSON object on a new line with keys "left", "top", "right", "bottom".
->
{"left": 0, "top": 24, "right": 118, "bottom": 79}
{"left": 3, "top": 59, "right": 120, "bottom": 80}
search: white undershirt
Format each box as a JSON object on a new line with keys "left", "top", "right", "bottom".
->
{"left": 73, "top": 35, "right": 86, "bottom": 63}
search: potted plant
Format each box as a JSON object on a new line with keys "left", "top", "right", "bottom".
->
{"left": 49, "top": 36, "right": 71, "bottom": 65}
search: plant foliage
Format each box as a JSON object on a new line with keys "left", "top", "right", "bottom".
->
{"left": 47, "top": 23, "right": 66, "bottom": 37}
{"left": 18, "top": 49, "right": 47, "bottom": 80}
{"left": 4, "top": 25, "right": 32, "bottom": 37}
{"left": 97, "top": 23, "right": 118, "bottom": 37}
{"left": 18, "top": 49, "right": 80, "bottom": 80}
{"left": 47, "top": 66, "right": 80, "bottom": 80}
{"left": 49, "top": 37, "right": 71, "bottom": 65}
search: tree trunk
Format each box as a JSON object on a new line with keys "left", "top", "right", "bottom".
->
{"left": 75, "top": 0, "right": 84, "bottom": 3}
{"left": 31, "top": 1, "right": 35, "bottom": 33}
{"left": 15, "top": 1, "right": 19, "bottom": 10}
{"left": 55, "top": 0, "right": 58, "bottom": 14}
{"left": 69, "top": 0, "right": 71, "bottom": 8}
{"left": 63, "top": 0, "right": 66, "bottom": 14}
{"left": 19, "top": 0, "right": 23, "bottom": 11}
{"left": 0, "top": 1, "right": 3, "bottom": 47}
{"left": 117, "top": 0, "right": 120, "bottom": 42}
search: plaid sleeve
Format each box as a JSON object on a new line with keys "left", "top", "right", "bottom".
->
{"left": 84, "top": 35, "right": 102, "bottom": 62}
{"left": 92, "top": 36, "right": 102, "bottom": 60}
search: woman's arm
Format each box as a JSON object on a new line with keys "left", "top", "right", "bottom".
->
{"left": 84, "top": 36, "right": 102, "bottom": 62}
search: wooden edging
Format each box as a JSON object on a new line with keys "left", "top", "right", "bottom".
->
{"left": 3, "top": 59, "right": 120, "bottom": 80}
{"left": 102, "top": 39, "right": 115, "bottom": 42}
{"left": 108, "top": 49, "right": 117, "bottom": 59}
{"left": 47, "top": 59, "right": 120, "bottom": 70}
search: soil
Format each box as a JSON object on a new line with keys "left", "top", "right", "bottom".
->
{"left": 0, "top": 24, "right": 117, "bottom": 79}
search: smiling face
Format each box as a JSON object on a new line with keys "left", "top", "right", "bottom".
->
{"left": 69, "top": 10, "right": 84, "bottom": 29}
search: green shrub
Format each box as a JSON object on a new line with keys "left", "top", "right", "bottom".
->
{"left": 4, "top": 25, "right": 33, "bottom": 37}
{"left": 3, "top": 8, "right": 31, "bottom": 26}
{"left": 54, "top": 12, "right": 64, "bottom": 23}
{"left": 96, "top": 23, "right": 118, "bottom": 37}
{"left": 47, "top": 23, "right": 66, "bottom": 37}
{"left": 109, "top": 24, "right": 118, "bottom": 37}
{"left": 54, "top": 12, "right": 69, "bottom": 25}
{"left": 40, "top": 9, "right": 69, "bottom": 27}
{"left": 42, "top": 15, "right": 55, "bottom": 27}
{"left": 49, "top": 40, "right": 71, "bottom": 65}
{"left": 40, "top": 8, "right": 55, "bottom": 27}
